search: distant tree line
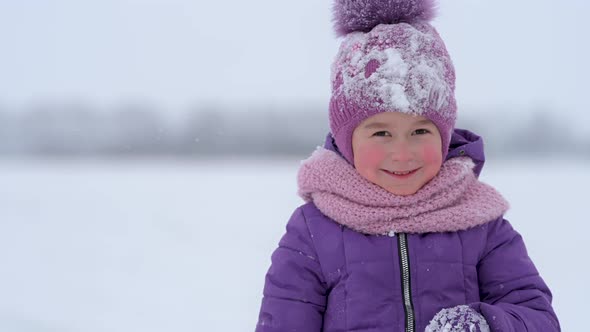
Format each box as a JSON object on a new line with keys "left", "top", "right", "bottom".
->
{"left": 0, "top": 103, "right": 588, "bottom": 159}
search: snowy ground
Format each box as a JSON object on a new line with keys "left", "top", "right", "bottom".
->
{"left": 0, "top": 157, "right": 587, "bottom": 331}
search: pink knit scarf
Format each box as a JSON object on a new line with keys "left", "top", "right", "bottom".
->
{"left": 297, "top": 148, "right": 509, "bottom": 235}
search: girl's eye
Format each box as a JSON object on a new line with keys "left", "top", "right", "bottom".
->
{"left": 413, "top": 129, "right": 430, "bottom": 135}
{"left": 372, "top": 131, "right": 391, "bottom": 137}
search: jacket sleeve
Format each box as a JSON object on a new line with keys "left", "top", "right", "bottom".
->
{"left": 469, "top": 218, "right": 560, "bottom": 331}
{"left": 256, "top": 207, "right": 327, "bottom": 332}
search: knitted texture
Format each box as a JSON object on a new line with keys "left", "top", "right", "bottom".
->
{"left": 329, "top": 0, "right": 456, "bottom": 164}
{"left": 332, "top": 0, "right": 437, "bottom": 36}
{"left": 297, "top": 148, "right": 509, "bottom": 235}
{"left": 425, "top": 305, "right": 490, "bottom": 332}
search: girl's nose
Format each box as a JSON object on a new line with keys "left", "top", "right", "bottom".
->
{"left": 388, "top": 140, "right": 413, "bottom": 162}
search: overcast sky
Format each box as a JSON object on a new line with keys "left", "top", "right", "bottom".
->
{"left": 0, "top": 0, "right": 588, "bottom": 122}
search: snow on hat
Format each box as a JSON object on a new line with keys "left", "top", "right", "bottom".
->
{"left": 329, "top": 0, "right": 456, "bottom": 164}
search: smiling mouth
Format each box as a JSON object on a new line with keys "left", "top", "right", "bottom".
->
{"left": 383, "top": 168, "right": 419, "bottom": 178}
{"left": 391, "top": 170, "right": 414, "bottom": 175}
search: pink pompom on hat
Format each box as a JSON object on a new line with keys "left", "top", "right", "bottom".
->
{"left": 329, "top": 0, "right": 457, "bottom": 164}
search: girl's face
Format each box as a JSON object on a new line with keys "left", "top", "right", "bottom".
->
{"left": 352, "top": 112, "right": 443, "bottom": 196}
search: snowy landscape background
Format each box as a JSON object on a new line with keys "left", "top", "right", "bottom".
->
{"left": 1, "top": 0, "right": 588, "bottom": 331}
{"left": 0, "top": 158, "right": 588, "bottom": 331}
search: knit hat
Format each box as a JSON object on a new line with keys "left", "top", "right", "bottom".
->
{"left": 329, "top": 0, "right": 457, "bottom": 164}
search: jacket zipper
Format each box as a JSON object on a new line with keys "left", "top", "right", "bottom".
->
{"left": 398, "top": 233, "right": 415, "bottom": 332}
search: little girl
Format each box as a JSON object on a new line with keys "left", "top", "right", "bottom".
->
{"left": 256, "top": 1, "right": 560, "bottom": 331}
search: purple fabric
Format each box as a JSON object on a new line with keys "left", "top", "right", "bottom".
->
{"left": 329, "top": 21, "right": 456, "bottom": 164}
{"left": 333, "top": 0, "right": 437, "bottom": 37}
{"left": 448, "top": 128, "right": 485, "bottom": 177}
{"left": 257, "top": 206, "right": 560, "bottom": 331}
{"left": 256, "top": 130, "right": 560, "bottom": 331}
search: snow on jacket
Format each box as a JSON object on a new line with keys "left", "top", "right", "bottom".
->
{"left": 256, "top": 129, "right": 560, "bottom": 332}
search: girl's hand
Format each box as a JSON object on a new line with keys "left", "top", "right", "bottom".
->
{"left": 425, "top": 305, "right": 490, "bottom": 332}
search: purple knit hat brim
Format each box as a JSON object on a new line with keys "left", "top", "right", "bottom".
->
{"left": 330, "top": 97, "right": 454, "bottom": 165}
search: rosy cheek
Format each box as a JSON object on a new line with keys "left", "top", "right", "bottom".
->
{"left": 421, "top": 144, "right": 443, "bottom": 164}
{"left": 355, "top": 144, "right": 386, "bottom": 168}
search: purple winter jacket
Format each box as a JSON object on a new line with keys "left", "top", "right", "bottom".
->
{"left": 256, "top": 129, "right": 560, "bottom": 332}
